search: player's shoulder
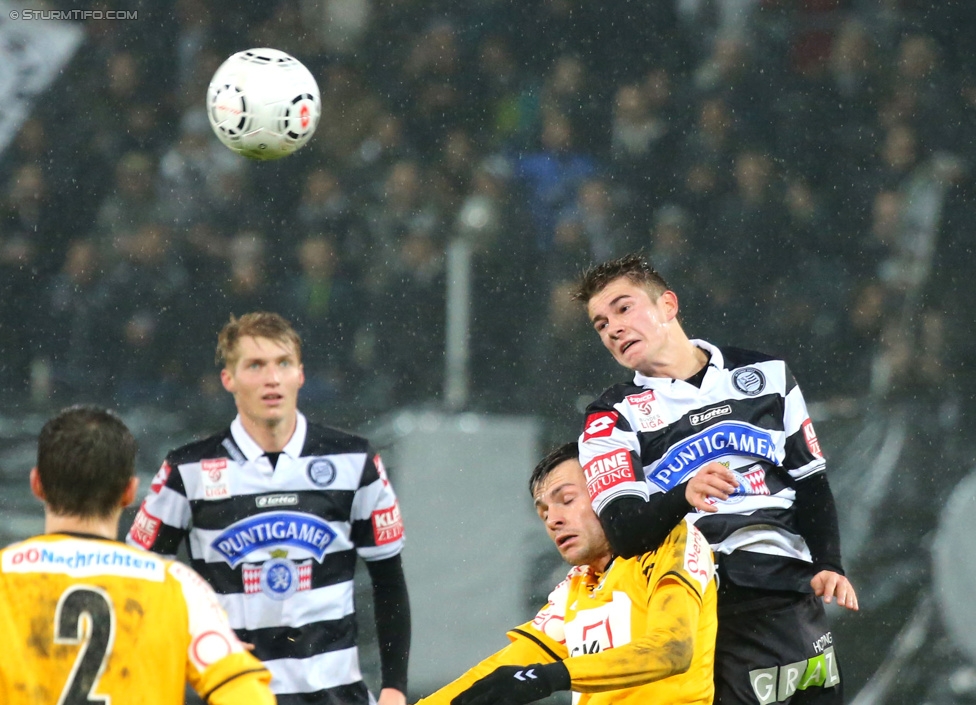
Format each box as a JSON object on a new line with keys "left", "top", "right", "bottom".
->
{"left": 717, "top": 345, "right": 782, "bottom": 370}
{"left": 302, "top": 419, "right": 371, "bottom": 455}
{"left": 166, "top": 427, "right": 233, "bottom": 465}
{"left": 589, "top": 380, "right": 645, "bottom": 410}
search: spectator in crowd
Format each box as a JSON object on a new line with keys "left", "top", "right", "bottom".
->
{"left": 45, "top": 239, "right": 108, "bottom": 402}
{"left": 0, "top": 0, "right": 971, "bottom": 424}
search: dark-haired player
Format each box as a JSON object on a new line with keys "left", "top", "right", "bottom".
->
{"left": 0, "top": 404, "right": 275, "bottom": 703}
{"left": 575, "top": 253, "right": 858, "bottom": 704}
{"left": 417, "top": 442, "right": 718, "bottom": 705}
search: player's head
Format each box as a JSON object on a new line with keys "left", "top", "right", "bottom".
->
{"left": 573, "top": 253, "right": 682, "bottom": 374}
{"left": 33, "top": 405, "right": 137, "bottom": 519}
{"left": 218, "top": 312, "right": 305, "bottom": 431}
{"left": 216, "top": 311, "right": 303, "bottom": 370}
{"left": 531, "top": 443, "right": 611, "bottom": 571}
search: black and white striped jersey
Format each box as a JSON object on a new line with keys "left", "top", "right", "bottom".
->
{"left": 579, "top": 340, "right": 827, "bottom": 592}
{"left": 126, "top": 412, "right": 404, "bottom": 704}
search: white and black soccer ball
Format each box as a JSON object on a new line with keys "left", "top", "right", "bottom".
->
{"left": 206, "top": 48, "right": 321, "bottom": 161}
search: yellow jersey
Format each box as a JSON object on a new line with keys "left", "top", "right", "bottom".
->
{"left": 418, "top": 518, "right": 717, "bottom": 705}
{"left": 0, "top": 533, "right": 275, "bottom": 704}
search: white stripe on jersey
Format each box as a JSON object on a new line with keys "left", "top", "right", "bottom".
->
{"left": 152, "top": 485, "right": 192, "bottom": 528}
{"left": 221, "top": 581, "right": 355, "bottom": 631}
{"left": 265, "top": 646, "right": 364, "bottom": 694}
{"left": 708, "top": 524, "right": 813, "bottom": 562}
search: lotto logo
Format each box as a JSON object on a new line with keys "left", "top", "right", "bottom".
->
{"left": 582, "top": 411, "right": 618, "bottom": 441}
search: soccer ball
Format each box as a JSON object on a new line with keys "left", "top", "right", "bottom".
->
{"left": 206, "top": 48, "right": 321, "bottom": 161}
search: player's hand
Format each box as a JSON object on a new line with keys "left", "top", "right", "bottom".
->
{"left": 685, "top": 462, "right": 738, "bottom": 512}
{"left": 378, "top": 687, "right": 407, "bottom": 705}
{"left": 451, "top": 663, "right": 567, "bottom": 705}
{"left": 811, "top": 570, "right": 859, "bottom": 611}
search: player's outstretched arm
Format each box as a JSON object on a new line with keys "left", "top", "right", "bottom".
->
{"left": 415, "top": 634, "right": 562, "bottom": 705}
{"left": 811, "top": 570, "right": 859, "bottom": 611}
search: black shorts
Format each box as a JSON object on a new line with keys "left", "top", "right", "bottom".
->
{"left": 714, "top": 591, "right": 843, "bottom": 705}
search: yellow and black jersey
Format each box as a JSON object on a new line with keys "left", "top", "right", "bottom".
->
{"left": 418, "top": 518, "right": 718, "bottom": 705}
{"left": 0, "top": 533, "right": 274, "bottom": 704}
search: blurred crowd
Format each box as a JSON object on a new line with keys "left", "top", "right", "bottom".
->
{"left": 2, "top": 0, "right": 975, "bottom": 434}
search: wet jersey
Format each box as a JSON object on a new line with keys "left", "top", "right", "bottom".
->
{"left": 579, "top": 340, "right": 828, "bottom": 592}
{"left": 0, "top": 533, "right": 273, "bottom": 704}
{"left": 418, "top": 519, "right": 717, "bottom": 705}
{"left": 127, "top": 412, "right": 405, "bottom": 704}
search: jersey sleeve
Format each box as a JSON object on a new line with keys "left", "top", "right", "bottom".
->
{"left": 350, "top": 450, "right": 405, "bottom": 561}
{"left": 780, "top": 365, "right": 828, "bottom": 482}
{"left": 579, "top": 394, "right": 649, "bottom": 516}
{"left": 564, "top": 522, "right": 716, "bottom": 693}
{"left": 168, "top": 561, "right": 275, "bottom": 704}
{"left": 414, "top": 578, "right": 573, "bottom": 705}
{"left": 126, "top": 457, "right": 191, "bottom": 557}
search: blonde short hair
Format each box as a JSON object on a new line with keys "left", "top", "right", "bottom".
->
{"left": 216, "top": 312, "right": 302, "bottom": 369}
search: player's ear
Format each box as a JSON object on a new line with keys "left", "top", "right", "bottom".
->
{"left": 298, "top": 363, "right": 305, "bottom": 389}
{"left": 120, "top": 477, "right": 139, "bottom": 508}
{"left": 29, "top": 467, "right": 46, "bottom": 502}
{"left": 220, "top": 367, "right": 236, "bottom": 393}
{"left": 661, "top": 290, "right": 679, "bottom": 320}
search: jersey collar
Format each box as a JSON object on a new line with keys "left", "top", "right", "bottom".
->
{"left": 632, "top": 339, "right": 723, "bottom": 389}
{"left": 230, "top": 411, "right": 308, "bottom": 462}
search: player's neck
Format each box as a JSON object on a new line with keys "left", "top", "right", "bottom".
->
{"left": 240, "top": 412, "right": 298, "bottom": 453}
{"left": 588, "top": 552, "right": 613, "bottom": 574}
{"left": 636, "top": 338, "right": 707, "bottom": 381}
{"left": 45, "top": 512, "right": 120, "bottom": 540}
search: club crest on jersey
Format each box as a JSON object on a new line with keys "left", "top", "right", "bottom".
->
{"left": 242, "top": 550, "right": 313, "bottom": 601}
{"left": 732, "top": 367, "right": 766, "bottom": 396}
{"left": 626, "top": 390, "right": 665, "bottom": 432}
{"left": 306, "top": 458, "right": 337, "bottom": 487}
{"left": 650, "top": 422, "right": 778, "bottom": 491}
{"left": 211, "top": 511, "right": 337, "bottom": 568}
{"left": 582, "top": 411, "right": 618, "bottom": 441}
{"left": 201, "top": 458, "right": 230, "bottom": 499}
